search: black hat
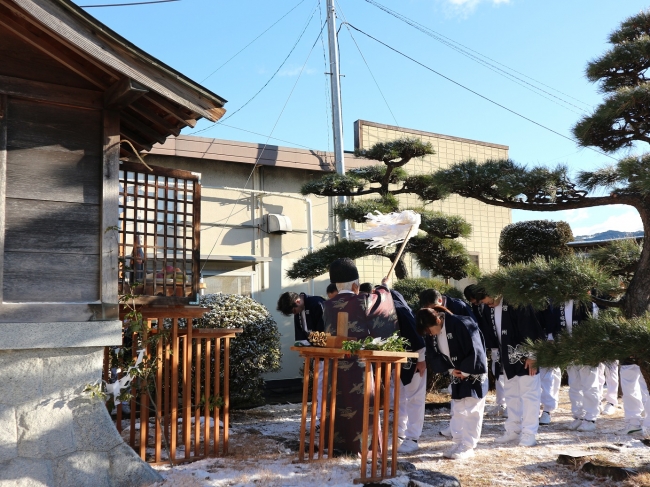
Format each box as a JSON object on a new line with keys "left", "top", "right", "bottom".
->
{"left": 329, "top": 258, "right": 359, "bottom": 283}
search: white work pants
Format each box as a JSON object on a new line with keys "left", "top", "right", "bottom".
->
{"left": 504, "top": 374, "right": 541, "bottom": 436}
{"left": 396, "top": 369, "right": 427, "bottom": 441}
{"left": 567, "top": 365, "right": 600, "bottom": 421}
{"left": 598, "top": 361, "right": 619, "bottom": 405}
{"left": 539, "top": 367, "right": 561, "bottom": 412}
{"left": 620, "top": 364, "right": 650, "bottom": 427}
{"left": 450, "top": 396, "right": 486, "bottom": 449}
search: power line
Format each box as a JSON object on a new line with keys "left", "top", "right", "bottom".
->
{"left": 212, "top": 122, "right": 319, "bottom": 150}
{"left": 190, "top": 2, "right": 320, "bottom": 137}
{"left": 80, "top": 0, "right": 178, "bottom": 7}
{"left": 345, "top": 22, "right": 617, "bottom": 161}
{"left": 200, "top": 24, "right": 326, "bottom": 269}
{"left": 200, "top": 0, "right": 306, "bottom": 83}
{"left": 362, "top": 0, "right": 592, "bottom": 113}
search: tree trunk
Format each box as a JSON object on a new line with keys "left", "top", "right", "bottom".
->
{"left": 622, "top": 205, "right": 650, "bottom": 319}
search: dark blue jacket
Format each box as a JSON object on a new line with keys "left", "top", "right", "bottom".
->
{"left": 547, "top": 300, "right": 592, "bottom": 339}
{"left": 294, "top": 294, "right": 325, "bottom": 341}
{"left": 485, "top": 301, "right": 544, "bottom": 380}
{"left": 391, "top": 290, "right": 426, "bottom": 386}
{"left": 426, "top": 313, "right": 488, "bottom": 400}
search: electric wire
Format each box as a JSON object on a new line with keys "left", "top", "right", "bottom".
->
{"left": 80, "top": 0, "right": 178, "bottom": 6}
{"left": 200, "top": 24, "right": 326, "bottom": 270}
{"left": 214, "top": 123, "right": 317, "bottom": 150}
{"left": 345, "top": 22, "right": 617, "bottom": 161}
{"left": 334, "top": 0, "right": 399, "bottom": 126}
{"left": 200, "top": 0, "right": 306, "bottom": 83}
{"left": 362, "top": 0, "right": 592, "bottom": 113}
{"left": 190, "top": 2, "right": 320, "bottom": 137}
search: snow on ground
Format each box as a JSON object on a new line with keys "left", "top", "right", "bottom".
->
{"left": 150, "top": 387, "right": 650, "bottom": 486}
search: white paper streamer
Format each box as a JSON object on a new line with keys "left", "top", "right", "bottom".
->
{"left": 350, "top": 210, "right": 421, "bottom": 249}
{"left": 105, "top": 348, "right": 146, "bottom": 401}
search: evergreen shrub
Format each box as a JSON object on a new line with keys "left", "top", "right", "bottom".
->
{"left": 499, "top": 220, "right": 574, "bottom": 267}
{"left": 194, "top": 294, "right": 282, "bottom": 408}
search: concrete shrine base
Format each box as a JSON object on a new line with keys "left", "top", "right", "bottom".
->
{"left": 0, "top": 347, "right": 161, "bottom": 487}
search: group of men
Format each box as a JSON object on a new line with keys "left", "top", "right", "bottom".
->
{"left": 276, "top": 257, "right": 648, "bottom": 460}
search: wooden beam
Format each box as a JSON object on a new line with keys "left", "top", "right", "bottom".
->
{"left": 128, "top": 103, "right": 182, "bottom": 137}
{"left": 206, "top": 106, "right": 226, "bottom": 123}
{"left": 120, "top": 111, "right": 166, "bottom": 146}
{"left": 105, "top": 77, "right": 148, "bottom": 109}
{"left": 120, "top": 125, "right": 153, "bottom": 153}
{"left": 144, "top": 92, "right": 197, "bottom": 128}
{"left": 0, "top": 74, "right": 102, "bottom": 109}
{"left": 102, "top": 109, "right": 120, "bottom": 309}
{"left": 0, "top": 95, "right": 7, "bottom": 303}
{"left": 0, "top": 5, "right": 108, "bottom": 89}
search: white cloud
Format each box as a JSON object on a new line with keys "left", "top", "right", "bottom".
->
{"left": 573, "top": 208, "right": 643, "bottom": 237}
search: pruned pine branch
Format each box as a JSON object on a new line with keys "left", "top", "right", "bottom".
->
{"left": 286, "top": 240, "right": 387, "bottom": 281}
{"left": 477, "top": 255, "right": 622, "bottom": 311}
{"left": 527, "top": 310, "right": 650, "bottom": 369}
{"left": 408, "top": 235, "right": 472, "bottom": 281}
{"left": 354, "top": 137, "right": 434, "bottom": 167}
{"left": 417, "top": 209, "right": 472, "bottom": 239}
{"left": 333, "top": 194, "right": 399, "bottom": 223}
{"left": 589, "top": 238, "right": 642, "bottom": 283}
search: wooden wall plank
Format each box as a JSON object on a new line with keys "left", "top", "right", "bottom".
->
{"left": 0, "top": 26, "right": 98, "bottom": 90}
{"left": 3, "top": 252, "right": 99, "bottom": 302}
{"left": 0, "top": 94, "right": 7, "bottom": 303}
{"left": 0, "top": 74, "right": 102, "bottom": 109}
{"left": 6, "top": 149, "right": 100, "bottom": 204}
{"left": 102, "top": 109, "right": 120, "bottom": 309}
{"left": 4, "top": 199, "right": 99, "bottom": 253}
{"left": 7, "top": 98, "right": 102, "bottom": 153}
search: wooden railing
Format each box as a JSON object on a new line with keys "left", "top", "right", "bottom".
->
{"left": 104, "top": 307, "right": 241, "bottom": 464}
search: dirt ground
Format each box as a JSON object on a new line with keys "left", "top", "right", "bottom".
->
{"left": 152, "top": 386, "right": 650, "bottom": 487}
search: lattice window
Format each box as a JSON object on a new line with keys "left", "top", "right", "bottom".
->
{"left": 118, "top": 161, "right": 200, "bottom": 305}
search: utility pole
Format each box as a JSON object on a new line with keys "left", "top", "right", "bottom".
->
{"left": 326, "top": 0, "right": 348, "bottom": 240}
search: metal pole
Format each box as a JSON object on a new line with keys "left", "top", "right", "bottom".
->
{"left": 326, "top": 0, "right": 348, "bottom": 240}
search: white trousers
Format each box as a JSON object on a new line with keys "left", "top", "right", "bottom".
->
{"left": 396, "top": 369, "right": 427, "bottom": 441}
{"left": 620, "top": 364, "right": 650, "bottom": 427}
{"left": 567, "top": 365, "right": 600, "bottom": 421}
{"left": 450, "top": 396, "right": 486, "bottom": 449}
{"left": 598, "top": 361, "right": 619, "bottom": 405}
{"left": 504, "top": 374, "right": 541, "bottom": 436}
{"left": 539, "top": 367, "right": 561, "bottom": 412}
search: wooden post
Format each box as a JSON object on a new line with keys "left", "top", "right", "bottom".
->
{"left": 298, "top": 356, "right": 310, "bottom": 462}
{"left": 337, "top": 312, "right": 348, "bottom": 338}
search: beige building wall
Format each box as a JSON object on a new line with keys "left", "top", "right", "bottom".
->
{"left": 146, "top": 120, "right": 511, "bottom": 382}
{"left": 353, "top": 120, "right": 511, "bottom": 288}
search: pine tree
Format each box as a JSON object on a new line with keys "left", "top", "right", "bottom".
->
{"left": 286, "top": 137, "right": 474, "bottom": 281}
{"left": 429, "top": 11, "right": 650, "bottom": 376}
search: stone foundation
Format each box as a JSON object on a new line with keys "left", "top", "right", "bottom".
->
{"left": 0, "top": 347, "right": 161, "bottom": 487}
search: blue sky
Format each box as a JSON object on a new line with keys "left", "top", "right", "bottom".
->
{"left": 78, "top": 0, "right": 649, "bottom": 237}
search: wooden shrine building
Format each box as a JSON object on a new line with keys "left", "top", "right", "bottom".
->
{"left": 0, "top": 0, "right": 226, "bottom": 485}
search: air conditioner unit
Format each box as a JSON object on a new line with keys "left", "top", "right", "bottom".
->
{"left": 264, "top": 214, "right": 292, "bottom": 234}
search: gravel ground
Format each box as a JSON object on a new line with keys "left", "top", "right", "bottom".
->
{"left": 151, "top": 386, "right": 650, "bottom": 486}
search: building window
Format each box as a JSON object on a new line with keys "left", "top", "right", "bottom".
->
{"left": 204, "top": 272, "right": 254, "bottom": 297}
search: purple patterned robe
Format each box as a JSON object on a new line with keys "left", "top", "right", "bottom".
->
{"left": 323, "top": 286, "right": 399, "bottom": 454}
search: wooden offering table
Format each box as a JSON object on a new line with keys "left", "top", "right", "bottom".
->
{"left": 355, "top": 349, "right": 418, "bottom": 485}
{"left": 290, "top": 346, "right": 348, "bottom": 462}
